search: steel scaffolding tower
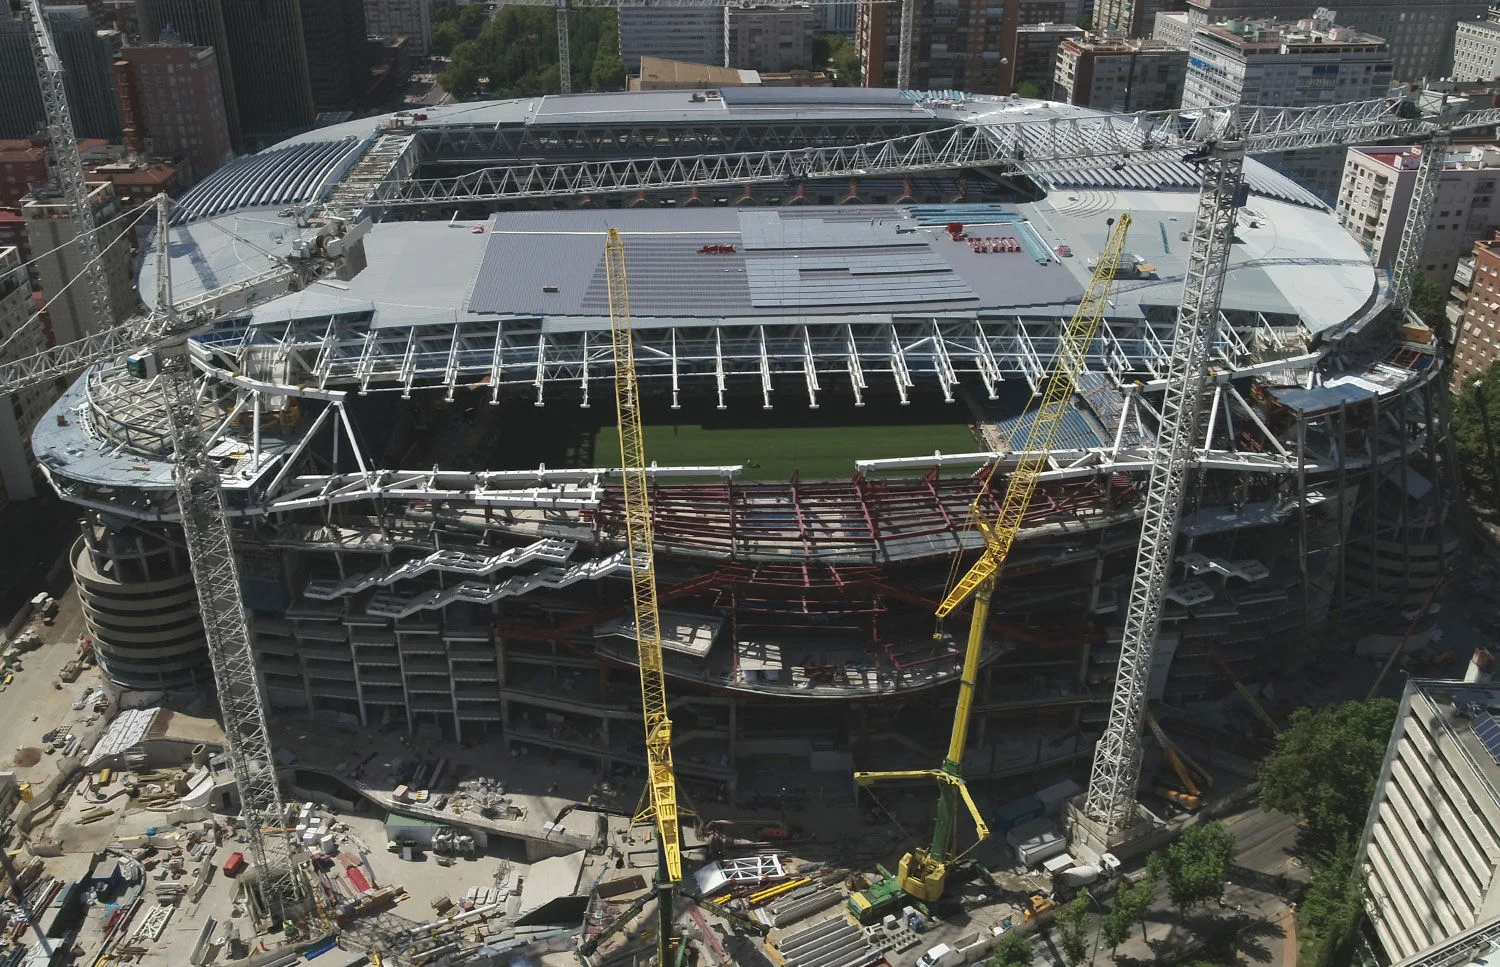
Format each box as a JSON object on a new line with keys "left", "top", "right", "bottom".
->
{"left": 1080, "top": 140, "right": 1247, "bottom": 832}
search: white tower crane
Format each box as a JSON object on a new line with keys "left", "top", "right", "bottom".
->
{"left": 13, "top": 0, "right": 321, "bottom": 921}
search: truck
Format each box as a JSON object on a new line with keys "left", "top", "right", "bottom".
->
{"left": 914, "top": 933, "right": 989, "bottom": 967}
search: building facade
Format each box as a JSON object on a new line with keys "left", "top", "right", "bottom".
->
{"left": 1182, "top": 0, "right": 1486, "bottom": 83}
{"left": 0, "top": 6, "right": 121, "bottom": 141}
{"left": 858, "top": 0, "right": 1082, "bottom": 91}
{"left": 221, "top": 0, "right": 314, "bottom": 143}
{"left": 1357, "top": 678, "right": 1500, "bottom": 964}
{"left": 1011, "top": 22, "right": 1084, "bottom": 95}
{"left": 1053, "top": 33, "right": 1187, "bottom": 112}
{"left": 0, "top": 141, "right": 47, "bottom": 207}
{"left": 618, "top": 7, "right": 724, "bottom": 71}
{"left": 1092, "top": 0, "right": 1186, "bottom": 35}
{"left": 0, "top": 245, "right": 55, "bottom": 507}
{"left": 725, "top": 5, "right": 815, "bottom": 73}
{"left": 364, "top": 0, "right": 433, "bottom": 53}
{"left": 1182, "top": 13, "right": 1393, "bottom": 198}
{"left": 137, "top": 0, "right": 241, "bottom": 146}
{"left": 299, "top": 0, "right": 369, "bottom": 111}
{"left": 118, "top": 43, "right": 234, "bottom": 178}
{"left": 1337, "top": 144, "right": 1500, "bottom": 290}
{"left": 1450, "top": 235, "right": 1500, "bottom": 388}
{"left": 1453, "top": 8, "right": 1500, "bottom": 83}
{"left": 22, "top": 180, "right": 134, "bottom": 346}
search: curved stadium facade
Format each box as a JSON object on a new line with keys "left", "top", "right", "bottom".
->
{"left": 33, "top": 88, "right": 1457, "bottom": 802}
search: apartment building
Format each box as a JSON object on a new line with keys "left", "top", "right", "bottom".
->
{"left": 1093, "top": 0, "right": 1186, "bottom": 35}
{"left": 1182, "top": 12, "right": 1392, "bottom": 197}
{"left": 1181, "top": 0, "right": 1486, "bottom": 83}
{"left": 1010, "top": 23, "right": 1084, "bottom": 95}
{"left": 117, "top": 43, "right": 234, "bottom": 178}
{"left": 1357, "top": 678, "right": 1500, "bottom": 963}
{"left": 858, "top": 0, "right": 1082, "bottom": 92}
{"left": 1053, "top": 33, "right": 1188, "bottom": 112}
{"left": 0, "top": 245, "right": 55, "bottom": 507}
{"left": 1337, "top": 144, "right": 1500, "bottom": 290}
{"left": 21, "top": 180, "right": 134, "bottom": 346}
{"left": 725, "top": 4, "right": 816, "bottom": 73}
{"left": 1449, "top": 236, "right": 1500, "bottom": 388}
{"left": 1453, "top": 7, "right": 1500, "bottom": 83}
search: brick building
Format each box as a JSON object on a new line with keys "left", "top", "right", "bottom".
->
{"left": 118, "top": 43, "right": 234, "bottom": 178}
{"left": 1451, "top": 234, "right": 1500, "bottom": 389}
{"left": 0, "top": 141, "right": 48, "bottom": 208}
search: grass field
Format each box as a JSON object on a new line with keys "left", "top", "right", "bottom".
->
{"left": 595, "top": 421, "right": 980, "bottom": 480}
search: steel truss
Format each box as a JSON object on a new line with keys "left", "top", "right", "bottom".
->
{"left": 414, "top": 119, "right": 941, "bottom": 163}
{"left": 1082, "top": 143, "right": 1247, "bottom": 830}
{"left": 370, "top": 98, "right": 1500, "bottom": 208}
{"left": 187, "top": 313, "right": 1257, "bottom": 404}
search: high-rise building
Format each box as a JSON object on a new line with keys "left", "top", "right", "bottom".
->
{"left": 221, "top": 0, "right": 313, "bottom": 142}
{"left": 364, "top": 0, "right": 432, "bottom": 53}
{"left": 136, "top": 0, "right": 240, "bottom": 145}
{"left": 1092, "top": 0, "right": 1185, "bottom": 35}
{"left": 0, "top": 6, "right": 121, "bottom": 141}
{"left": 118, "top": 43, "right": 234, "bottom": 178}
{"left": 0, "top": 245, "right": 55, "bottom": 508}
{"left": 858, "top": 0, "right": 1082, "bottom": 91}
{"left": 618, "top": 7, "right": 723, "bottom": 72}
{"left": 299, "top": 0, "right": 369, "bottom": 111}
{"left": 139, "top": 0, "right": 314, "bottom": 146}
{"left": 1356, "top": 677, "right": 1500, "bottom": 963}
{"left": 1010, "top": 23, "right": 1085, "bottom": 95}
{"left": 1336, "top": 144, "right": 1500, "bottom": 289}
{"left": 1453, "top": 7, "right": 1500, "bottom": 82}
{"left": 1181, "top": 0, "right": 1487, "bottom": 83}
{"left": 726, "top": 5, "right": 816, "bottom": 73}
{"left": 1182, "top": 12, "right": 1393, "bottom": 197}
{"left": 22, "top": 180, "right": 134, "bottom": 345}
{"left": 1052, "top": 32, "right": 1187, "bottom": 110}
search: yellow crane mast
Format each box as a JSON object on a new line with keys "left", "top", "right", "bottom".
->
{"left": 604, "top": 227, "right": 685, "bottom": 964}
{"left": 854, "top": 215, "right": 1133, "bottom": 903}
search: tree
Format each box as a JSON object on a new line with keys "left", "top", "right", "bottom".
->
{"left": 988, "top": 931, "right": 1033, "bottom": 967}
{"left": 820, "top": 34, "right": 862, "bottom": 85}
{"left": 1257, "top": 698, "right": 1397, "bottom": 860}
{"left": 1453, "top": 356, "right": 1500, "bottom": 506}
{"left": 1408, "top": 273, "right": 1447, "bottom": 338}
{"left": 1055, "top": 894, "right": 1091, "bottom": 965}
{"left": 1298, "top": 839, "right": 1367, "bottom": 967}
{"left": 1015, "top": 80, "right": 1046, "bottom": 99}
{"left": 438, "top": 8, "right": 623, "bottom": 99}
{"left": 430, "top": 20, "right": 463, "bottom": 57}
{"left": 1160, "top": 822, "right": 1237, "bottom": 911}
{"left": 1103, "top": 868, "right": 1155, "bottom": 952}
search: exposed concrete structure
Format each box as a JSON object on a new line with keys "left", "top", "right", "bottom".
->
{"left": 32, "top": 90, "right": 1461, "bottom": 804}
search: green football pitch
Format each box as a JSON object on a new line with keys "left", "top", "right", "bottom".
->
{"left": 594, "top": 420, "right": 980, "bottom": 481}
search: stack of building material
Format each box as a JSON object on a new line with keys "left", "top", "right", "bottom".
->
{"left": 773, "top": 916, "right": 876, "bottom": 967}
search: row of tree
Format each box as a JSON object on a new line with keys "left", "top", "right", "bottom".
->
{"left": 436, "top": 7, "right": 626, "bottom": 100}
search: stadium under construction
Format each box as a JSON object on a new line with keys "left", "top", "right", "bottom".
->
{"left": 35, "top": 87, "right": 1457, "bottom": 809}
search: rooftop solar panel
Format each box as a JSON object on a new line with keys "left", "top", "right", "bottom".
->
{"left": 1473, "top": 711, "right": 1500, "bottom": 765}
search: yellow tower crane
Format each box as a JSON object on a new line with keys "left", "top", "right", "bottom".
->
{"left": 604, "top": 227, "right": 686, "bottom": 965}
{"left": 854, "top": 215, "right": 1133, "bottom": 903}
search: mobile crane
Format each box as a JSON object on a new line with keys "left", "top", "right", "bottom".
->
{"left": 851, "top": 215, "right": 1134, "bottom": 903}
{"left": 603, "top": 227, "right": 687, "bottom": 966}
